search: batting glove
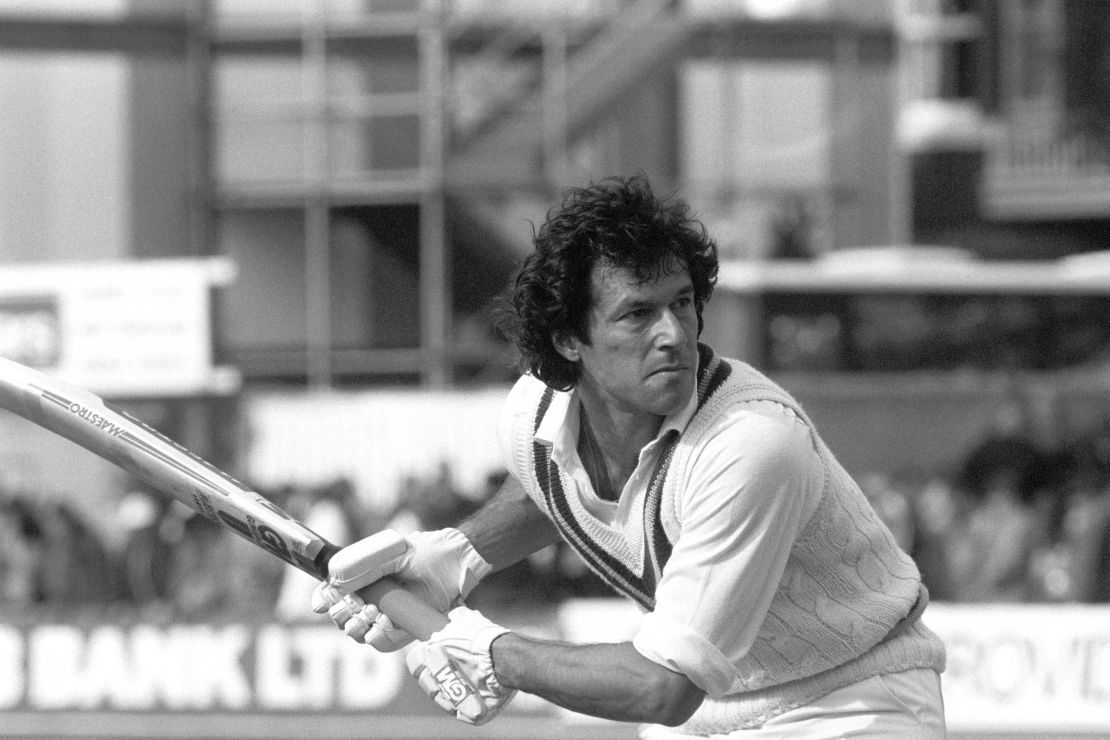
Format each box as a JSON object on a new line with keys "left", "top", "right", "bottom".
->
{"left": 311, "top": 528, "right": 492, "bottom": 652}
{"left": 405, "top": 606, "right": 515, "bottom": 725}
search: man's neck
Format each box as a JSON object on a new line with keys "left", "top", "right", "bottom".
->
{"left": 576, "top": 395, "right": 663, "bottom": 498}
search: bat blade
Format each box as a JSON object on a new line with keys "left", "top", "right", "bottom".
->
{"left": 0, "top": 356, "right": 446, "bottom": 639}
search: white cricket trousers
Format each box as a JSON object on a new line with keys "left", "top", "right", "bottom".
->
{"left": 640, "top": 668, "right": 946, "bottom": 739}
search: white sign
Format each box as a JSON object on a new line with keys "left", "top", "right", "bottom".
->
{"left": 924, "top": 603, "right": 1110, "bottom": 733}
{"left": 0, "top": 603, "right": 1105, "bottom": 737}
{"left": 0, "top": 258, "right": 238, "bottom": 396}
{"left": 0, "top": 623, "right": 405, "bottom": 712}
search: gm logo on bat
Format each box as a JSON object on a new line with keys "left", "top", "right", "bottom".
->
{"left": 434, "top": 664, "right": 474, "bottom": 707}
{"left": 255, "top": 522, "right": 293, "bottom": 564}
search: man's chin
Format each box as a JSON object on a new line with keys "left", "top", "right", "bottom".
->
{"left": 645, "top": 373, "right": 694, "bottom": 415}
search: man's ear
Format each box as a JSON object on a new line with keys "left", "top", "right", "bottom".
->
{"left": 552, "top": 331, "right": 581, "bottom": 363}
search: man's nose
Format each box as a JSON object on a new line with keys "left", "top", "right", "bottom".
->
{"left": 655, "top": 308, "right": 688, "bottom": 347}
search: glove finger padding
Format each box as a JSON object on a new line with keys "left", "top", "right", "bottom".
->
{"left": 406, "top": 642, "right": 508, "bottom": 726}
{"left": 310, "top": 582, "right": 344, "bottom": 615}
{"left": 327, "top": 594, "right": 366, "bottom": 631}
{"left": 327, "top": 596, "right": 413, "bottom": 652}
{"left": 407, "top": 644, "right": 460, "bottom": 715}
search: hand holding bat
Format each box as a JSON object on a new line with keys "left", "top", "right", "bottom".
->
{"left": 311, "top": 527, "right": 494, "bottom": 651}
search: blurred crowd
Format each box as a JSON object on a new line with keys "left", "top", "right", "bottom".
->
{"left": 2, "top": 423, "right": 1110, "bottom": 622}
{"left": 0, "top": 462, "right": 613, "bottom": 623}
{"left": 864, "top": 417, "right": 1110, "bottom": 604}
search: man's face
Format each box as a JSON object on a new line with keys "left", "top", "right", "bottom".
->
{"left": 557, "top": 258, "right": 699, "bottom": 421}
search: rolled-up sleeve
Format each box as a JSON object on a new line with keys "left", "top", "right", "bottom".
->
{"left": 631, "top": 406, "right": 823, "bottom": 697}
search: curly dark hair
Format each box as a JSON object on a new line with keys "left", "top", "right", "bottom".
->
{"left": 496, "top": 174, "right": 718, "bottom": 391}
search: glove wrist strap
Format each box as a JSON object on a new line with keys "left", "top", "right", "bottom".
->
{"left": 440, "top": 527, "right": 494, "bottom": 596}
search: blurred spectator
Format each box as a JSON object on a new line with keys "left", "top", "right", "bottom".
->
{"left": 858, "top": 470, "right": 916, "bottom": 553}
{"left": 1068, "top": 425, "right": 1110, "bottom": 602}
{"left": 0, "top": 494, "right": 39, "bottom": 606}
{"left": 386, "top": 474, "right": 426, "bottom": 534}
{"left": 222, "top": 538, "right": 286, "bottom": 621}
{"left": 1022, "top": 448, "right": 1078, "bottom": 602}
{"left": 164, "top": 512, "right": 235, "bottom": 620}
{"left": 945, "top": 430, "right": 1046, "bottom": 602}
{"left": 908, "top": 476, "right": 966, "bottom": 602}
{"left": 37, "top": 500, "right": 116, "bottom": 605}
{"left": 384, "top": 462, "right": 484, "bottom": 535}
{"left": 413, "top": 461, "right": 482, "bottom": 531}
{"left": 1025, "top": 421, "right": 1110, "bottom": 602}
{"left": 0, "top": 490, "right": 122, "bottom": 611}
{"left": 116, "top": 488, "right": 177, "bottom": 608}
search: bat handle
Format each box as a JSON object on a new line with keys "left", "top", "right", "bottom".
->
{"left": 356, "top": 577, "right": 449, "bottom": 641}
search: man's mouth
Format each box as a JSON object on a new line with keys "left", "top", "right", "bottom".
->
{"left": 650, "top": 364, "right": 689, "bottom": 377}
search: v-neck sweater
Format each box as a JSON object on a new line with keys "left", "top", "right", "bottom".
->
{"left": 497, "top": 345, "right": 945, "bottom": 732}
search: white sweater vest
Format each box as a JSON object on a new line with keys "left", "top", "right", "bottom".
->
{"left": 509, "top": 346, "right": 946, "bottom": 731}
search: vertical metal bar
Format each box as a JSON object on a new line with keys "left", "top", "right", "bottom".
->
{"left": 542, "top": 19, "right": 568, "bottom": 188}
{"left": 303, "top": 4, "right": 331, "bottom": 387}
{"left": 419, "top": 0, "right": 449, "bottom": 387}
{"left": 832, "top": 30, "right": 863, "bottom": 249}
{"left": 889, "top": 12, "right": 912, "bottom": 247}
{"left": 185, "top": 0, "right": 213, "bottom": 257}
{"left": 420, "top": 190, "right": 448, "bottom": 388}
{"left": 719, "top": 56, "right": 739, "bottom": 225}
{"left": 305, "top": 196, "right": 331, "bottom": 387}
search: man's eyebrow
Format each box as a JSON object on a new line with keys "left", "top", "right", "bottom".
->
{"left": 613, "top": 296, "right": 649, "bottom": 312}
{"left": 614, "top": 285, "right": 694, "bottom": 312}
{"left": 670, "top": 285, "right": 695, "bottom": 302}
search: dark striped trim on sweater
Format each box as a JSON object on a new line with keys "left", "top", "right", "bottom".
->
{"left": 532, "top": 387, "right": 656, "bottom": 609}
{"left": 694, "top": 342, "right": 731, "bottom": 412}
{"left": 530, "top": 344, "right": 733, "bottom": 610}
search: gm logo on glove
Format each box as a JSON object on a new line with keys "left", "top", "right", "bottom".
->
{"left": 434, "top": 664, "right": 475, "bottom": 706}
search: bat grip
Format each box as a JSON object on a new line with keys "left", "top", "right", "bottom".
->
{"left": 355, "top": 577, "right": 449, "bottom": 641}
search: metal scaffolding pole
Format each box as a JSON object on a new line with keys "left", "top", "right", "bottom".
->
{"left": 303, "top": 4, "right": 332, "bottom": 388}
{"left": 419, "top": 0, "right": 449, "bottom": 388}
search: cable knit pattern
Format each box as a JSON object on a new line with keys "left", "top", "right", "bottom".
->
{"left": 508, "top": 345, "right": 946, "bottom": 732}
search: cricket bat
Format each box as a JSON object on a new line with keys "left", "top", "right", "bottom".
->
{"left": 0, "top": 356, "right": 447, "bottom": 640}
